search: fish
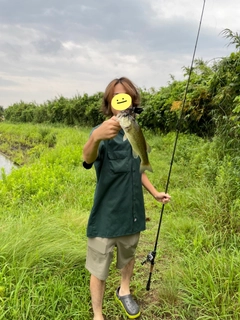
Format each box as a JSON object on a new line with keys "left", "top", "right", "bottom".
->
{"left": 117, "top": 112, "right": 153, "bottom": 173}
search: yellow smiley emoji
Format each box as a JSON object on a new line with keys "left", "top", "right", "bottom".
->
{"left": 111, "top": 93, "right": 132, "bottom": 111}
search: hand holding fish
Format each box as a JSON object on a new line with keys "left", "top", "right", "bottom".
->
{"left": 83, "top": 116, "right": 121, "bottom": 165}
{"left": 94, "top": 116, "right": 121, "bottom": 141}
{"left": 154, "top": 192, "right": 171, "bottom": 204}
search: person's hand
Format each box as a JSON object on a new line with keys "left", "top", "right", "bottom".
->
{"left": 93, "top": 116, "right": 121, "bottom": 141}
{"left": 154, "top": 192, "right": 171, "bottom": 204}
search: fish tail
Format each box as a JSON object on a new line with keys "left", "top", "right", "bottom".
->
{"left": 140, "top": 163, "right": 153, "bottom": 173}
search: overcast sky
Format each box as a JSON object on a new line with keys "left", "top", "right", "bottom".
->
{"left": 0, "top": 0, "right": 239, "bottom": 108}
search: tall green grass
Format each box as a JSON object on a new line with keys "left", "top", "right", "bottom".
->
{"left": 0, "top": 123, "right": 239, "bottom": 319}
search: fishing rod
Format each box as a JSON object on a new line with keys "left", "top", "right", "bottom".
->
{"left": 141, "top": 0, "right": 207, "bottom": 291}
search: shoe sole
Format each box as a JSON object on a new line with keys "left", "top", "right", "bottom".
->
{"left": 114, "top": 291, "right": 141, "bottom": 319}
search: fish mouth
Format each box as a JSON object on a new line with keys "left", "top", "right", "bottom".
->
{"left": 119, "top": 111, "right": 131, "bottom": 117}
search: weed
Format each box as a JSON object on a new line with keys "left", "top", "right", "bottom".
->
{"left": 0, "top": 123, "right": 239, "bottom": 319}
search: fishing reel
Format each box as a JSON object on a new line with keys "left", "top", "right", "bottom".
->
{"left": 141, "top": 250, "right": 156, "bottom": 265}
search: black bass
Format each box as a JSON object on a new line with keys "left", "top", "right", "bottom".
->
{"left": 117, "top": 112, "right": 153, "bottom": 173}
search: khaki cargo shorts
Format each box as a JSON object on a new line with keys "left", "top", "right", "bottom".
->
{"left": 85, "top": 233, "right": 140, "bottom": 281}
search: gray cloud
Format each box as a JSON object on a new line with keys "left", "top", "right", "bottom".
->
{"left": 32, "top": 38, "right": 63, "bottom": 54}
{"left": 0, "top": 0, "right": 239, "bottom": 107}
{"left": 0, "top": 42, "right": 23, "bottom": 60}
{"left": 0, "top": 77, "right": 19, "bottom": 87}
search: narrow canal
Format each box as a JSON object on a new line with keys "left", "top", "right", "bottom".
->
{"left": 0, "top": 152, "right": 16, "bottom": 177}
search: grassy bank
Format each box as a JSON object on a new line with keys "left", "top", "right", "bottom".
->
{"left": 0, "top": 122, "right": 239, "bottom": 319}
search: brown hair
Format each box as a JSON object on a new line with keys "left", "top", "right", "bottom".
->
{"left": 102, "top": 77, "right": 140, "bottom": 116}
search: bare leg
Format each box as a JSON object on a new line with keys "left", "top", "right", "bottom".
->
{"left": 90, "top": 274, "right": 105, "bottom": 320}
{"left": 119, "top": 258, "right": 135, "bottom": 296}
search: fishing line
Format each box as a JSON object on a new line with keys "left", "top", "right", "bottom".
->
{"left": 142, "top": 0, "right": 207, "bottom": 291}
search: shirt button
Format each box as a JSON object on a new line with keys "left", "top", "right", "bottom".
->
{"left": 134, "top": 218, "right": 137, "bottom": 222}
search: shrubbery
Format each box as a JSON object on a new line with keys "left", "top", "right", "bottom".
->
{"left": 3, "top": 50, "right": 240, "bottom": 142}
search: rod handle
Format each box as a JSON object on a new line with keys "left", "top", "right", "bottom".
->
{"left": 146, "top": 272, "right": 152, "bottom": 291}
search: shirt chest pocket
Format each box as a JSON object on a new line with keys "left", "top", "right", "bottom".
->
{"left": 107, "top": 150, "right": 130, "bottom": 173}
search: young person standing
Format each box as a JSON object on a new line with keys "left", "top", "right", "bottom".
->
{"left": 83, "top": 77, "right": 171, "bottom": 320}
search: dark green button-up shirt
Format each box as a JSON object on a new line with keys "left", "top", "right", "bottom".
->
{"left": 87, "top": 129, "right": 146, "bottom": 238}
